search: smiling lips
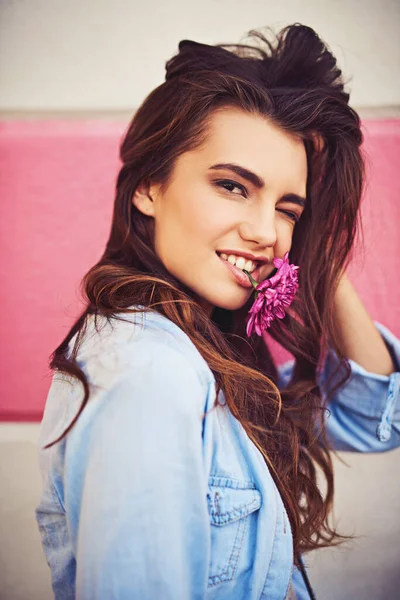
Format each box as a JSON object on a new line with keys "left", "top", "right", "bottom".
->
{"left": 219, "top": 252, "right": 258, "bottom": 273}
{"left": 216, "top": 252, "right": 265, "bottom": 288}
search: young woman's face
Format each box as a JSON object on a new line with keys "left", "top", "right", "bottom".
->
{"left": 133, "top": 107, "right": 308, "bottom": 315}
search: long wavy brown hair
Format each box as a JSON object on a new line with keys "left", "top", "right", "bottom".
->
{"left": 44, "top": 23, "right": 365, "bottom": 567}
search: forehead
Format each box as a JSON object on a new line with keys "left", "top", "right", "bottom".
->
{"left": 184, "top": 107, "right": 308, "bottom": 193}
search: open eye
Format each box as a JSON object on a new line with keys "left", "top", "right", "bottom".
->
{"left": 214, "top": 180, "right": 247, "bottom": 198}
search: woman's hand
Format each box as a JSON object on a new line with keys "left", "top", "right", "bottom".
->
{"left": 332, "top": 271, "right": 395, "bottom": 375}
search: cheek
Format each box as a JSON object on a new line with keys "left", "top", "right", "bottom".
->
{"left": 196, "top": 204, "right": 233, "bottom": 237}
{"left": 275, "top": 221, "right": 296, "bottom": 251}
{"left": 174, "top": 194, "right": 232, "bottom": 243}
{"left": 154, "top": 192, "right": 224, "bottom": 257}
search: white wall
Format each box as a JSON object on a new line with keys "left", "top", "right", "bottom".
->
{"left": 0, "top": 0, "right": 399, "bottom": 111}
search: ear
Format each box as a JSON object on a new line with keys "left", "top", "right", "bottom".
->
{"left": 132, "top": 179, "right": 158, "bottom": 218}
{"left": 311, "top": 132, "right": 325, "bottom": 153}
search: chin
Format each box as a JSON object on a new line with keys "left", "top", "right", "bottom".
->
{"left": 207, "top": 289, "right": 253, "bottom": 313}
{"left": 188, "top": 280, "right": 254, "bottom": 315}
{"left": 218, "top": 299, "right": 250, "bottom": 312}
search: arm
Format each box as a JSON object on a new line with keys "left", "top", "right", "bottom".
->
{"left": 322, "top": 272, "right": 400, "bottom": 450}
{"left": 278, "top": 328, "right": 400, "bottom": 453}
{"left": 64, "top": 340, "right": 211, "bottom": 599}
{"left": 332, "top": 272, "right": 396, "bottom": 376}
{"left": 278, "top": 271, "right": 400, "bottom": 452}
{"left": 316, "top": 320, "right": 400, "bottom": 452}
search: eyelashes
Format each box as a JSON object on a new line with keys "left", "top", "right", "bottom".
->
{"left": 215, "top": 179, "right": 247, "bottom": 197}
{"left": 213, "top": 179, "right": 301, "bottom": 222}
{"left": 278, "top": 209, "right": 300, "bottom": 222}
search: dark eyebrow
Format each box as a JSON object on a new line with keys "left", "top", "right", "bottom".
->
{"left": 209, "top": 162, "right": 306, "bottom": 207}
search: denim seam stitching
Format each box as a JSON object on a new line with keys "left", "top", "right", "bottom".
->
{"left": 376, "top": 372, "right": 400, "bottom": 441}
{"left": 260, "top": 489, "right": 279, "bottom": 598}
{"left": 207, "top": 515, "right": 248, "bottom": 586}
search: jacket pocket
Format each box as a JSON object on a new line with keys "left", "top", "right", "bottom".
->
{"left": 206, "top": 476, "right": 262, "bottom": 586}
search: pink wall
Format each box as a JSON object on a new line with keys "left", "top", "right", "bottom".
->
{"left": 0, "top": 119, "right": 399, "bottom": 421}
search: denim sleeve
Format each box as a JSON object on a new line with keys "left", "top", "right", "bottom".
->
{"left": 63, "top": 339, "right": 211, "bottom": 599}
{"left": 277, "top": 321, "right": 400, "bottom": 452}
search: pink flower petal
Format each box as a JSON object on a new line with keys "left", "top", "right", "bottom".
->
{"left": 246, "top": 252, "right": 299, "bottom": 337}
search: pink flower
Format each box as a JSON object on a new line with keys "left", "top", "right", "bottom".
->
{"left": 245, "top": 252, "right": 299, "bottom": 337}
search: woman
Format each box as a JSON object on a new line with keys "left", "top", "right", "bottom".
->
{"left": 35, "top": 24, "right": 400, "bottom": 599}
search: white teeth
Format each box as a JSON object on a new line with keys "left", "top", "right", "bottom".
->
{"left": 219, "top": 253, "right": 257, "bottom": 273}
{"left": 235, "top": 257, "right": 246, "bottom": 270}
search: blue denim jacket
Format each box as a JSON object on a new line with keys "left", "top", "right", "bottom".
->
{"left": 35, "top": 308, "right": 400, "bottom": 600}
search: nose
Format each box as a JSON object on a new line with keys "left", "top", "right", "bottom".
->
{"left": 239, "top": 204, "right": 277, "bottom": 247}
